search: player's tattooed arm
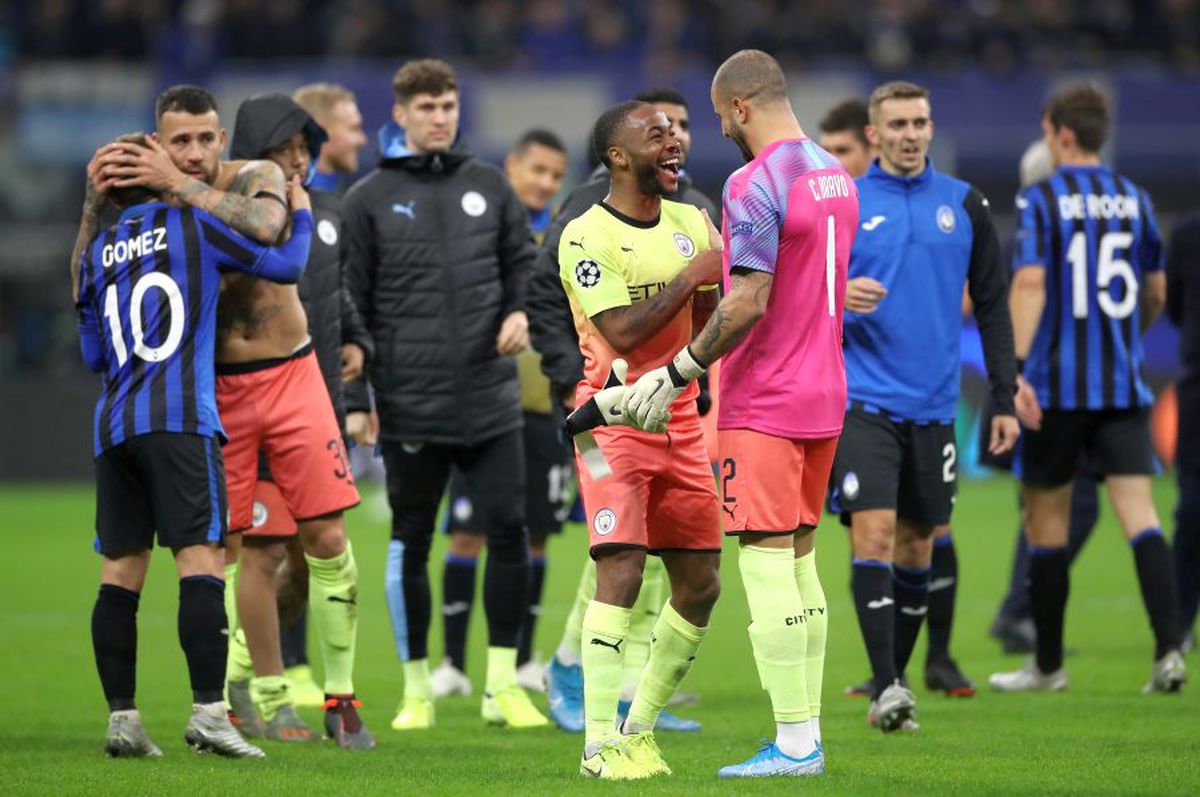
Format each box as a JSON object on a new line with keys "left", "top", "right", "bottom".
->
{"left": 70, "top": 143, "right": 120, "bottom": 302}
{"left": 689, "top": 268, "right": 772, "bottom": 366}
{"left": 171, "top": 161, "right": 288, "bottom": 245}
{"left": 592, "top": 248, "right": 722, "bottom": 354}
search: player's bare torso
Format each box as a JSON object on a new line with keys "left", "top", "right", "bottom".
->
{"left": 213, "top": 160, "right": 309, "bottom": 364}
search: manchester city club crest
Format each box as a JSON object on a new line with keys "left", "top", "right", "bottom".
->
{"left": 461, "top": 190, "right": 487, "bottom": 217}
{"left": 317, "top": 218, "right": 338, "bottom": 246}
{"left": 673, "top": 231, "right": 696, "bottom": 257}
{"left": 936, "top": 205, "right": 956, "bottom": 234}
{"left": 594, "top": 508, "right": 618, "bottom": 536}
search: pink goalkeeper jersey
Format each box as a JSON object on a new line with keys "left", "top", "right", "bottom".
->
{"left": 718, "top": 138, "right": 859, "bottom": 439}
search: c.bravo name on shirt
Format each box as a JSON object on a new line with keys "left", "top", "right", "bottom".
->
{"left": 808, "top": 172, "right": 852, "bottom": 202}
{"left": 102, "top": 226, "right": 168, "bottom": 269}
{"left": 1056, "top": 191, "right": 1140, "bottom": 221}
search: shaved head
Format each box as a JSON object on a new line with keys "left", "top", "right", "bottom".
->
{"left": 712, "top": 49, "right": 788, "bottom": 106}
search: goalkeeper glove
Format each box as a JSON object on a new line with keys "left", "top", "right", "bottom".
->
{"left": 622, "top": 346, "right": 707, "bottom": 433}
{"left": 563, "top": 359, "right": 631, "bottom": 437}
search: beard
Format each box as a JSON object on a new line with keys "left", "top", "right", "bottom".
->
{"left": 632, "top": 157, "right": 668, "bottom": 197}
{"left": 729, "top": 124, "right": 755, "bottom": 163}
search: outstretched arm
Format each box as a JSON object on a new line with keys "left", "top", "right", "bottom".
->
{"left": 102, "top": 138, "right": 287, "bottom": 244}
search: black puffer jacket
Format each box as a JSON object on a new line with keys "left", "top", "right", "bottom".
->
{"left": 528, "top": 166, "right": 717, "bottom": 402}
{"left": 300, "top": 189, "right": 372, "bottom": 425}
{"left": 341, "top": 140, "right": 535, "bottom": 445}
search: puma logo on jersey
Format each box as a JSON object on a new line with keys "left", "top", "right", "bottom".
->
{"left": 568, "top": 238, "right": 585, "bottom": 249}
{"left": 392, "top": 201, "right": 416, "bottom": 219}
{"left": 861, "top": 215, "right": 887, "bottom": 231}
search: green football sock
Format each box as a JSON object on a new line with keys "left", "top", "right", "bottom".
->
{"left": 223, "top": 562, "right": 255, "bottom": 683}
{"left": 581, "top": 600, "right": 631, "bottom": 745}
{"left": 621, "top": 556, "right": 665, "bottom": 696}
{"left": 250, "top": 674, "right": 291, "bottom": 722}
{"left": 626, "top": 600, "right": 706, "bottom": 732}
{"left": 739, "top": 544, "right": 810, "bottom": 723}
{"left": 557, "top": 559, "right": 597, "bottom": 666}
{"left": 305, "top": 541, "right": 358, "bottom": 695}
{"left": 485, "top": 646, "right": 518, "bottom": 694}
{"left": 404, "top": 659, "right": 432, "bottom": 701}
{"left": 795, "top": 548, "right": 827, "bottom": 719}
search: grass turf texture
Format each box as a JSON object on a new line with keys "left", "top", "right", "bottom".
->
{"left": 2, "top": 477, "right": 1198, "bottom": 795}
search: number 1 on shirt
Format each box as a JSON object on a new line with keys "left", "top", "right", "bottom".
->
{"left": 825, "top": 215, "right": 836, "bottom": 317}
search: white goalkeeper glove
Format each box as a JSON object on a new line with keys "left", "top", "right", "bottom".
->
{"left": 563, "top": 359, "right": 633, "bottom": 437}
{"left": 563, "top": 360, "right": 631, "bottom": 480}
{"left": 622, "top": 346, "right": 707, "bottom": 434}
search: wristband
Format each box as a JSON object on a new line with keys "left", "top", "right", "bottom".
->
{"left": 665, "top": 345, "right": 707, "bottom": 388}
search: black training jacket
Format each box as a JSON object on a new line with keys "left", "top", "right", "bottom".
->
{"left": 340, "top": 141, "right": 535, "bottom": 445}
{"left": 300, "top": 189, "right": 372, "bottom": 425}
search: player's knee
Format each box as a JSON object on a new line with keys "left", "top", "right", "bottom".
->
{"left": 483, "top": 516, "right": 530, "bottom": 563}
{"left": 243, "top": 539, "right": 288, "bottom": 572}
{"left": 448, "top": 532, "right": 485, "bottom": 560}
{"left": 851, "top": 520, "right": 894, "bottom": 561}
{"left": 687, "top": 571, "right": 722, "bottom": 614}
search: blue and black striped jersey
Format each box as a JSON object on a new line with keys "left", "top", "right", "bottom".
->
{"left": 1013, "top": 165, "right": 1163, "bottom": 411}
{"left": 76, "top": 201, "right": 312, "bottom": 456}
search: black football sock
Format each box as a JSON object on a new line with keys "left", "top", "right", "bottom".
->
{"left": 851, "top": 560, "right": 898, "bottom": 699}
{"left": 92, "top": 584, "right": 140, "bottom": 712}
{"left": 280, "top": 605, "right": 309, "bottom": 669}
{"left": 518, "top": 555, "right": 547, "bottom": 667}
{"left": 999, "top": 522, "right": 1033, "bottom": 622}
{"left": 1175, "top": 474, "right": 1200, "bottom": 630}
{"left": 442, "top": 555, "right": 477, "bottom": 671}
{"left": 892, "top": 564, "right": 930, "bottom": 676}
{"left": 178, "top": 575, "right": 228, "bottom": 704}
{"left": 926, "top": 535, "right": 958, "bottom": 664}
{"left": 1130, "top": 529, "right": 1183, "bottom": 658}
{"left": 1029, "top": 546, "right": 1069, "bottom": 674}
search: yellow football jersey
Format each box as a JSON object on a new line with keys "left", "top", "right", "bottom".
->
{"left": 558, "top": 199, "right": 713, "bottom": 399}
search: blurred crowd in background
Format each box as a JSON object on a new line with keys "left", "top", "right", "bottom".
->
{"left": 10, "top": 0, "right": 1200, "bottom": 73}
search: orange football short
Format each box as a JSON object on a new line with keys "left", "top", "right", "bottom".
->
{"left": 217, "top": 347, "right": 359, "bottom": 532}
{"left": 243, "top": 478, "right": 298, "bottom": 537}
{"left": 718, "top": 429, "right": 839, "bottom": 534}
{"left": 575, "top": 421, "right": 720, "bottom": 556}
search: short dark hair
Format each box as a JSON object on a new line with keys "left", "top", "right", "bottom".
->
{"left": 819, "top": 99, "right": 869, "bottom": 146}
{"left": 1044, "top": 83, "right": 1110, "bottom": 154}
{"left": 155, "top": 85, "right": 218, "bottom": 120}
{"left": 634, "top": 87, "right": 688, "bottom": 109}
{"left": 591, "top": 100, "right": 648, "bottom": 169}
{"left": 392, "top": 58, "right": 458, "bottom": 104}
{"left": 867, "top": 80, "right": 929, "bottom": 123}
{"left": 712, "top": 49, "right": 788, "bottom": 105}
{"left": 512, "top": 128, "right": 566, "bottom": 157}
{"left": 108, "top": 133, "right": 158, "bottom": 208}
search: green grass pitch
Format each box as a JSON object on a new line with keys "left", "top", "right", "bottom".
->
{"left": 2, "top": 477, "right": 1198, "bottom": 795}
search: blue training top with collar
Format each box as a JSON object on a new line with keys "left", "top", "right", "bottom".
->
{"left": 844, "top": 158, "right": 1015, "bottom": 423}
